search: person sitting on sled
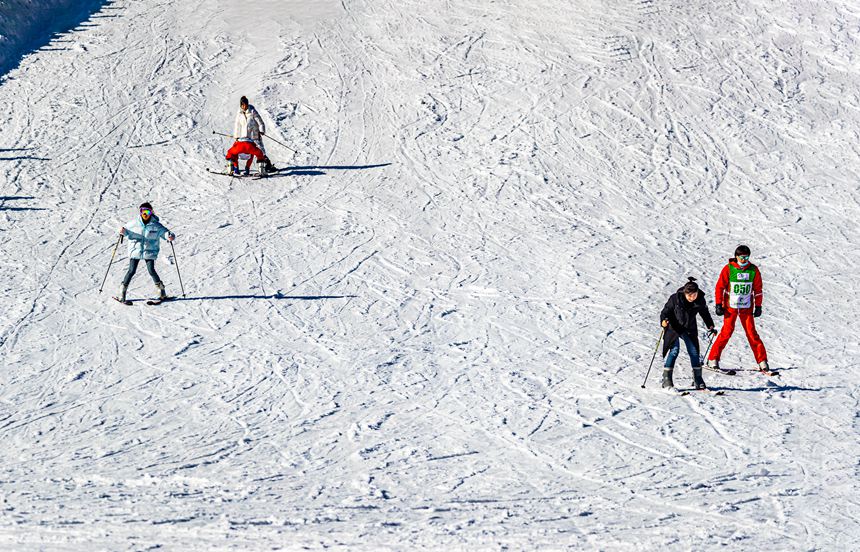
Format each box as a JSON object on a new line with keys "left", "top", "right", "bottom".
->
{"left": 226, "top": 96, "right": 276, "bottom": 176}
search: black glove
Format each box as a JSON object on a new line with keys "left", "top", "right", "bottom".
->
{"left": 714, "top": 304, "right": 724, "bottom": 316}
{"left": 707, "top": 327, "right": 718, "bottom": 337}
{"left": 754, "top": 306, "right": 762, "bottom": 318}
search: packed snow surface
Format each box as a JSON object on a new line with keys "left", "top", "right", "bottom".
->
{"left": 1, "top": 0, "right": 859, "bottom": 549}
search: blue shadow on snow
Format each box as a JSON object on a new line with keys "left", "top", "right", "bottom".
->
{"left": 0, "top": 196, "right": 47, "bottom": 212}
{"left": 0, "top": 0, "right": 114, "bottom": 81}
{"left": 171, "top": 294, "right": 357, "bottom": 302}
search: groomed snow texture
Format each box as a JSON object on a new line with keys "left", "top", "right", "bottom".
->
{"left": 1, "top": 0, "right": 859, "bottom": 549}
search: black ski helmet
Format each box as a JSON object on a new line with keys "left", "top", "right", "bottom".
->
{"left": 735, "top": 245, "right": 751, "bottom": 257}
{"left": 139, "top": 201, "right": 153, "bottom": 211}
{"left": 240, "top": 96, "right": 249, "bottom": 107}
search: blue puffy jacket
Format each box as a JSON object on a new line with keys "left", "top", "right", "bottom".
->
{"left": 124, "top": 213, "right": 173, "bottom": 260}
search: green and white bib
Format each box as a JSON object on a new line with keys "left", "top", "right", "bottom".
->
{"left": 728, "top": 264, "right": 756, "bottom": 309}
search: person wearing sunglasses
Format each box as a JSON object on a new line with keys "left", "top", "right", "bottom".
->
{"left": 116, "top": 202, "right": 175, "bottom": 304}
{"left": 659, "top": 277, "right": 718, "bottom": 390}
{"left": 706, "top": 245, "right": 770, "bottom": 373}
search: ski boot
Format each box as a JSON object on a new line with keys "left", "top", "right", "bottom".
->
{"left": 758, "top": 360, "right": 774, "bottom": 375}
{"left": 230, "top": 162, "right": 241, "bottom": 176}
{"left": 661, "top": 369, "right": 674, "bottom": 389}
{"left": 156, "top": 282, "right": 168, "bottom": 300}
{"left": 114, "top": 284, "right": 131, "bottom": 305}
{"left": 692, "top": 368, "right": 707, "bottom": 390}
{"left": 707, "top": 358, "right": 720, "bottom": 370}
{"left": 263, "top": 156, "right": 277, "bottom": 172}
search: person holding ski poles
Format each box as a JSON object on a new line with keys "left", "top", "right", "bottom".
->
{"left": 226, "top": 96, "right": 276, "bottom": 176}
{"left": 707, "top": 245, "right": 771, "bottom": 373}
{"left": 659, "top": 277, "right": 717, "bottom": 390}
{"left": 115, "top": 202, "right": 175, "bottom": 304}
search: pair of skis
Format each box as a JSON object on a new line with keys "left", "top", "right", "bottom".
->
{"left": 664, "top": 365, "right": 779, "bottom": 396}
{"left": 205, "top": 167, "right": 282, "bottom": 180}
{"left": 668, "top": 388, "right": 725, "bottom": 397}
{"left": 113, "top": 297, "right": 175, "bottom": 306}
{"left": 699, "top": 332, "right": 780, "bottom": 379}
{"left": 705, "top": 365, "right": 780, "bottom": 378}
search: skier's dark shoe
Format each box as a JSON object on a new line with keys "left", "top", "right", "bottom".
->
{"left": 113, "top": 296, "right": 132, "bottom": 306}
{"left": 230, "top": 164, "right": 241, "bottom": 176}
{"left": 156, "top": 281, "right": 168, "bottom": 300}
{"left": 692, "top": 368, "right": 707, "bottom": 390}
{"left": 661, "top": 369, "right": 674, "bottom": 389}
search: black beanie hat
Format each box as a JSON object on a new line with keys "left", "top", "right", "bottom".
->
{"left": 240, "top": 96, "right": 249, "bottom": 106}
{"left": 139, "top": 201, "right": 153, "bottom": 211}
{"left": 735, "top": 245, "right": 751, "bottom": 257}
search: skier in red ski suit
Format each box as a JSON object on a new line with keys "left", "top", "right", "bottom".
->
{"left": 707, "top": 245, "right": 770, "bottom": 372}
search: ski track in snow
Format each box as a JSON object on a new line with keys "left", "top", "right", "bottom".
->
{"left": 0, "top": 0, "right": 859, "bottom": 549}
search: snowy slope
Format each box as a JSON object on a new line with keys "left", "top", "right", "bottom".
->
{"left": 0, "top": 0, "right": 108, "bottom": 76}
{"left": 1, "top": 0, "right": 859, "bottom": 549}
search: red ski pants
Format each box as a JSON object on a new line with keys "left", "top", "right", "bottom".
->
{"left": 226, "top": 140, "right": 266, "bottom": 167}
{"left": 708, "top": 308, "right": 767, "bottom": 363}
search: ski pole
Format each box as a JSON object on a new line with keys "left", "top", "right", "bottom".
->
{"left": 213, "top": 130, "right": 298, "bottom": 153}
{"left": 700, "top": 331, "right": 716, "bottom": 366}
{"left": 640, "top": 327, "right": 665, "bottom": 388}
{"left": 260, "top": 132, "right": 298, "bottom": 153}
{"left": 170, "top": 241, "right": 186, "bottom": 297}
{"left": 99, "top": 234, "right": 123, "bottom": 293}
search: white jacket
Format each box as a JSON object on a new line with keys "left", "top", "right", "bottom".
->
{"left": 233, "top": 104, "right": 266, "bottom": 140}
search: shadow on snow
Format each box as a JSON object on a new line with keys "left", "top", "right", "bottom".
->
{"left": 0, "top": 156, "right": 51, "bottom": 162}
{"left": 263, "top": 163, "right": 391, "bottom": 179}
{"left": 0, "top": 0, "right": 114, "bottom": 81}
{"left": 0, "top": 196, "right": 47, "bottom": 212}
{"left": 171, "top": 294, "right": 357, "bottom": 302}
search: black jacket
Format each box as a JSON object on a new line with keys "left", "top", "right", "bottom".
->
{"left": 660, "top": 288, "right": 715, "bottom": 358}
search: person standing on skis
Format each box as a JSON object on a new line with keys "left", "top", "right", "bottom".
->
{"left": 116, "top": 202, "right": 175, "bottom": 304}
{"left": 660, "top": 277, "right": 717, "bottom": 390}
{"left": 225, "top": 96, "right": 275, "bottom": 176}
{"left": 706, "top": 245, "right": 771, "bottom": 373}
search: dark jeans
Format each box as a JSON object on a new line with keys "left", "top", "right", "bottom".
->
{"left": 122, "top": 258, "right": 161, "bottom": 287}
{"left": 664, "top": 332, "right": 701, "bottom": 369}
